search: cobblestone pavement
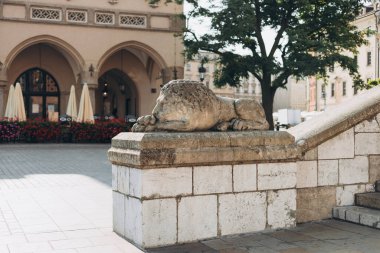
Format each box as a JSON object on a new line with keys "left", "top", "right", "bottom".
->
{"left": 2, "top": 144, "right": 380, "bottom": 253}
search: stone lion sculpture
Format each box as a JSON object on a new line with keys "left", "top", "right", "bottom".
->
{"left": 131, "top": 80, "right": 269, "bottom": 132}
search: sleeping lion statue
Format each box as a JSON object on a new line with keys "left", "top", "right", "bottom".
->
{"left": 131, "top": 80, "right": 269, "bottom": 132}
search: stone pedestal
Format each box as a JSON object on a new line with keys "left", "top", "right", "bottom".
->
{"left": 108, "top": 131, "right": 299, "bottom": 249}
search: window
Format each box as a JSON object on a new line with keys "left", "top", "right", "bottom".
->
{"left": 367, "top": 52, "right": 372, "bottom": 65}
{"left": 321, "top": 85, "right": 326, "bottom": 98}
{"left": 331, "top": 83, "right": 335, "bottom": 97}
{"left": 329, "top": 65, "right": 334, "bottom": 72}
{"left": 185, "top": 64, "right": 191, "bottom": 71}
{"left": 31, "top": 7, "right": 62, "bottom": 21}
{"left": 354, "top": 86, "right": 358, "bottom": 95}
{"left": 342, "top": 82, "right": 346, "bottom": 96}
{"left": 95, "top": 12, "right": 115, "bottom": 25}
{"left": 119, "top": 14, "right": 146, "bottom": 28}
{"left": 15, "top": 68, "right": 60, "bottom": 121}
{"left": 354, "top": 55, "right": 358, "bottom": 64}
{"left": 67, "top": 10, "right": 87, "bottom": 23}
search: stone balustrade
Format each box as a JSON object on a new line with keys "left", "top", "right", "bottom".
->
{"left": 108, "top": 85, "right": 380, "bottom": 249}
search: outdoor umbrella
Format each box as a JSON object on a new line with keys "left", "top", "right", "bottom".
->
{"left": 66, "top": 85, "right": 78, "bottom": 121}
{"left": 12, "top": 82, "right": 26, "bottom": 121}
{"left": 4, "top": 84, "right": 14, "bottom": 119}
{"left": 77, "top": 83, "right": 94, "bottom": 123}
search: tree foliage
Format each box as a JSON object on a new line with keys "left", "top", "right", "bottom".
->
{"left": 150, "top": 0, "right": 369, "bottom": 129}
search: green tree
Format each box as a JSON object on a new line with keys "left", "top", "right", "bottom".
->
{"left": 151, "top": 0, "right": 368, "bottom": 129}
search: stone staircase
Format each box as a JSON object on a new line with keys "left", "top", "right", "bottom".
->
{"left": 333, "top": 181, "right": 380, "bottom": 229}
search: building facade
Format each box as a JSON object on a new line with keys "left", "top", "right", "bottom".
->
{"left": 184, "top": 51, "right": 262, "bottom": 101}
{"left": 312, "top": 3, "right": 380, "bottom": 111}
{"left": 0, "top": 0, "right": 184, "bottom": 120}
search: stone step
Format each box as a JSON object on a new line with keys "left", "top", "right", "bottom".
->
{"left": 333, "top": 206, "right": 380, "bottom": 229}
{"left": 356, "top": 192, "right": 380, "bottom": 210}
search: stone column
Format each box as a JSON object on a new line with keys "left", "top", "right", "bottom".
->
{"left": 108, "top": 131, "right": 299, "bottom": 249}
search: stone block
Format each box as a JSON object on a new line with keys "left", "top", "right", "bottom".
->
{"left": 332, "top": 207, "right": 346, "bottom": 220}
{"left": 129, "top": 167, "right": 192, "bottom": 199}
{"left": 233, "top": 164, "right": 257, "bottom": 192}
{"left": 194, "top": 166, "right": 232, "bottom": 194}
{"left": 125, "top": 196, "right": 142, "bottom": 246}
{"left": 218, "top": 192, "right": 266, "bottom": 236}
{"left": 339, "top": 156, "right": 369, "bottom": 184}
{"left": 318, "top": 160, "right": 339, "bottom": 186}
{"left": 112, "top": 165, "right": 118, "bottom": 191}
{"left": 142, "top": 199, "right": 177, "bottom": 247}
{"left": 345, "top": 209, "right": 360, "bottom": 223}
{"left": 355, "top": 133, "right": 380, "bottom": 155}
{"left": 117, "top": 166, "right": 129, "bottom": 195}
{"left": 304, "top": 148, "right": 317, "bottom": 161}
{"left": 258, "top": 163, "right": 297, "bottom": 190}
{"left": 267, "top": 189, "right": 296, "bottom": 229}
{"left": 369, "top": 155, "right": 380, "bottom": 184}
{"left": 296, "top": 187, "right": 336, "bottom": 223}
{"left": 142, "top": 167, "right": 192, "bottom": 198}
{"left": 296, "top": 161, "right": 317, "bottom": 188}
{"left": 318, "top": 129, "right": 354, "bottom": 159}
{"left": 113, "top": 191, "right": 125, "bottom": 236}
{"left": 178, "top": 195, "right": 217, "bottom": 243}
{"left": 336, "top": 184, "right": 366, "bottom": 206}
{"left": 355, "top": 117, "right": 380, "bottom": 133}
{"left": 129, "top": 168, "right": 142, "bottom": 198}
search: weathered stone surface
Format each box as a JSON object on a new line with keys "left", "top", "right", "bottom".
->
{"left": 318, "top": 160, "right": 339, "bottom": 186}
{"left": 296, "top": 161, "right": 317, "bottom": 188}
{"left": 178, "top": 195, "right": 217, "bottom": 243}
{"left": 296, "top": 187, "right": 336, "bottom": 223}
{"left": 258, "top": 163, "right": 297, "bottom": 190}
{"left": 288, "top": 86, "right": 380, "bottom": 152}
{"left": 303, "top": 148, "right": 317, "bottom": 161}
{"left": 129, "top": 168, "right": 142, "bottom": 198}
{"left": 143, "top": 167, "right": 192, "bottom": 198}
{"left": 267, "top": 189, "right": 296, "bottom": 229}
{"left": 125, "top": 196, "right": 142, "bottom": 246}
{"left": 113, "top": 191, "right": 125, "bottom": 236}
{"left": 194, "top": 165, "right": 232, "bottom": 194}
{"left": 333, "top": 206, "right": 380, "bottom": 229}
{"left": 339, "top": 156, "right": 369, "bottom": 184}
{"left": 369, "top": 155, "right": 380, "bottom": 184}
{"left": 142, "top": 199, "right": 177, "bottom": 247}
{"left": 336, "top": 184, "right": 366, "bottom": 206}
{"left": 355, "top": 192, "right": 380, "bottom": 210}
{"left": 355, "top": 133, "right": 380, "bottom": 155}
{"left": 233, "top": 164, "right": 257, "bottom": 192}
{"left": 117, "top": 166, "right": 129, "bottom": 195}
{"left": 131, "top": 80, "right": 269, "bottom": 132}
{"left": 112, "top": 165, "right": 118, "bottom": 191}
{"left": 108, "top": 131, "right": 298, "bottom": 169}
{"left": 355, "top": 116, "right": 380, "bottom": 133}
{"left": 318, "top": 129, "right": 354, "bottom": 160}
{"left": 219, "top": 192, "right": 266, "bottom": 236}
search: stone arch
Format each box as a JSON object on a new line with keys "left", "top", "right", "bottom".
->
{"left": 4, "top": 35, "right": 85, "bottom": 75}
{"left": 97, "top": 41, "right": 168, "bottom": 72}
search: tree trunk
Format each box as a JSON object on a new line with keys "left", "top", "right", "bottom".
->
{"left": 260, "top": 79, "right": 276, "bottom": 130}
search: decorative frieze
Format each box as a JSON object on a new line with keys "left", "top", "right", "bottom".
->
{"left": 30, "top": 7, "right": 62, "bottom": 21}
{"left": 119, "top": 14, "right": 146, "bottom": 28}
{"left": 95, "top": 12, "right": 115, "bottom": 25}
{"left": 67, "top": 9, "right": 87, "bottom": 23}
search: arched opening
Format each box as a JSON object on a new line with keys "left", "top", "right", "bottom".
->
{"left": 5, "top": 43, "right": 78, "bottom": 120}
{"left": 15, "top": 68, "right": 60, "bottom": 121}
{"left": 97, "top": 68, "right": 138, "bottom": 119}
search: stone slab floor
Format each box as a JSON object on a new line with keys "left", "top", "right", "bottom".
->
{"left": 1, "top": 144, "right": 380, "bottom": 253}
